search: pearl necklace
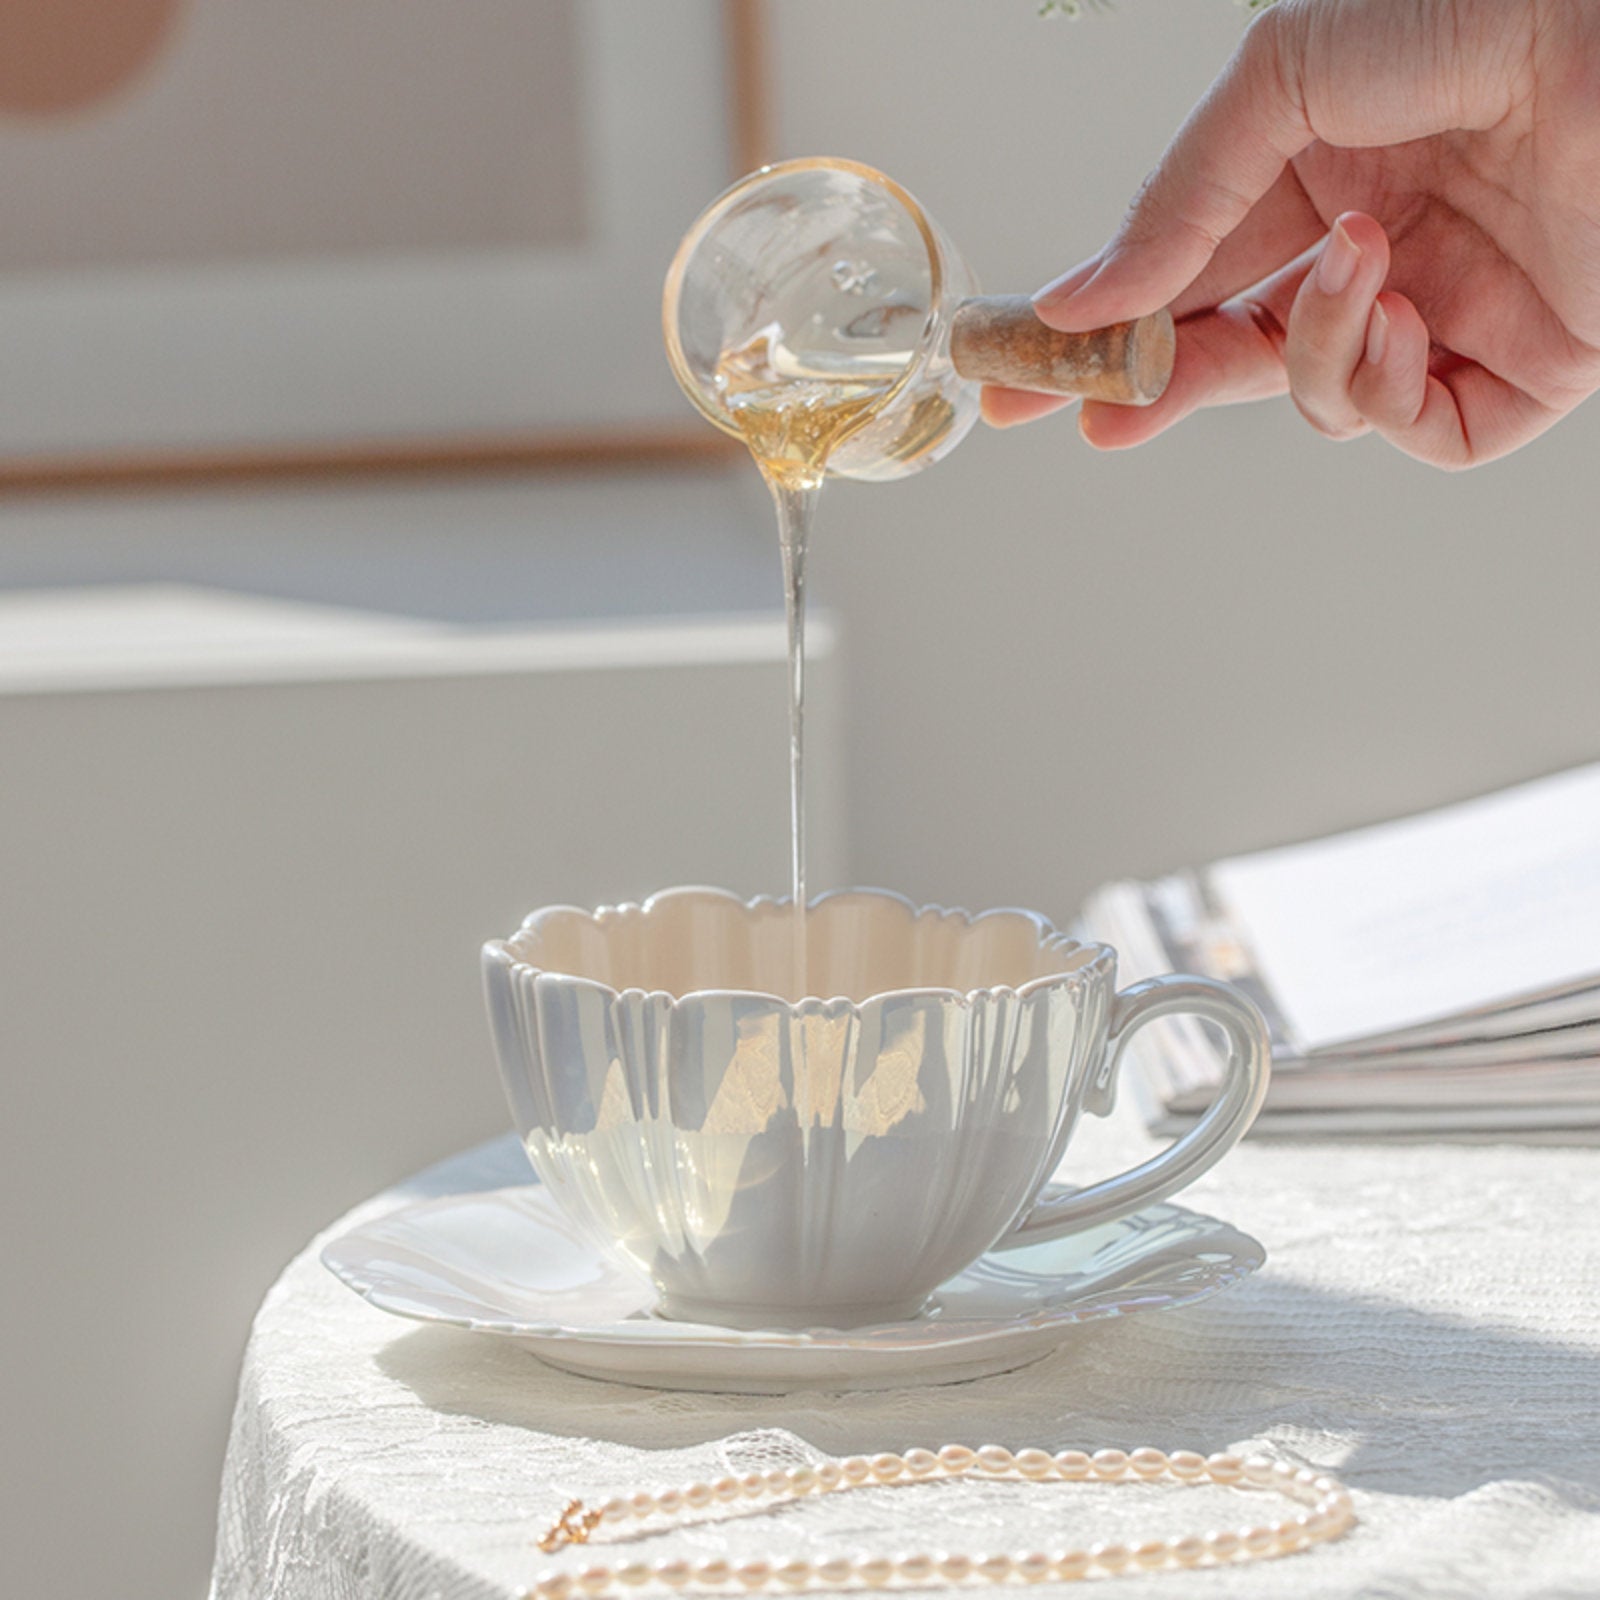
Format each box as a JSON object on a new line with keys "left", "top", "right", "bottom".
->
{"left": 532, "top": 1443, "right": 1355, "bottom": 1594}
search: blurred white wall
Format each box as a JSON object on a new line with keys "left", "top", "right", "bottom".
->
{"left": 769, "top": 0, "right": 1600, "bottom": 925}
{"left": 11, "top": 1, "right": 1596, "bottom": 935}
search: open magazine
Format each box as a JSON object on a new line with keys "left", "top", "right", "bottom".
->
{"left": 1080, "top": 761, "right": 1600, "bottom": 1139}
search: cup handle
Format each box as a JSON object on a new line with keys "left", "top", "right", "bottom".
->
{"left": 1004, "top": 975, "right": 1271, "bottom": 1242}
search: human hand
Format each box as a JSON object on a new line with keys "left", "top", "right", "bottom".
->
{"left": 984, "top": 0, "right": 1600, "bottom": 468}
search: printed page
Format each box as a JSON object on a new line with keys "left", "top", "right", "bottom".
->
{"left": 1208, "top": 763, "right": 1600, "bottom": 1051}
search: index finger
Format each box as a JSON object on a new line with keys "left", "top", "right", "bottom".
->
{"left": 1035, "top": 6, "right": 1312, "bottom": 332}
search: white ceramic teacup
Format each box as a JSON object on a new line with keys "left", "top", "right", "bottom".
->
{"left": 482, "top": 887, "right": 1269, "bottom": 1330}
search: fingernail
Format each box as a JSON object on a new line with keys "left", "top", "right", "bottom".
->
{"left": 1315, "top": 222, "right": 1360, "bottom": 296}
{"left": 1365, "top": 300, "right": 1389, "bottom": 366}
{"left": 1032, "top": 257, "right": 1100, "bottom": 310}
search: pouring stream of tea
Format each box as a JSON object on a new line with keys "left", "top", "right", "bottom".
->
{"left": 714, "top": 328, "right": 899, "bottom": 999}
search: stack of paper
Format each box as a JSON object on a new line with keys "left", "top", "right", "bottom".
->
{"left": 1082, "top": 762, "right": 1600, "bottom": 1138}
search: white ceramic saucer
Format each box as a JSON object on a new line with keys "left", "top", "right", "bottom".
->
{"left": 323, "top": 1184, "right": 1262, "bottom": 1393}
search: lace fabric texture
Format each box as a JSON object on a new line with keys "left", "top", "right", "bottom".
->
{"left": 211, "top": 1115, "right": 1600, "bottom": 1600}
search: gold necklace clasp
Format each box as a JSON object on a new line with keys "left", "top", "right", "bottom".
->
{"left": 538, "top": 1499, "right": 603, "bottom": 1554}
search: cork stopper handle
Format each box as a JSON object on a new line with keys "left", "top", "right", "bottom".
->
{"left": 949, "top": 295, "right": 1175, "bottom": 406}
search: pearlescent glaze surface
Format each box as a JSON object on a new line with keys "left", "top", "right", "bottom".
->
{"left": 482, "top": 887, "right": 1269, "bottom": 1329}
{"left": 320, "top": 1182, "right": 1265, "bottom": 1393}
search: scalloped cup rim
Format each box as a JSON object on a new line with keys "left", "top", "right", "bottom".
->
{"left": 483, "top": 884, "right": 1116, "bottom": 1008}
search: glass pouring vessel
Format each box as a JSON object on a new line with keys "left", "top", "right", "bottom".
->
{"left": 662, "top": 157, "right": 1173, "bottom": 484}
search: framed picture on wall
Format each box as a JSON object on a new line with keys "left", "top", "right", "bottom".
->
{"left": 0, "top": 0, "right": 765, "bottom": 489}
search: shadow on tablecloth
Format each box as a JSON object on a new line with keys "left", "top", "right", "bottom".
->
{"left": 373, "top": 1268, "right": 1600, "bottom": 1505}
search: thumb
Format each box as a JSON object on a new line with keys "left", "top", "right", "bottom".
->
{"left": 1035, "top": 6, "right": 1311, "bottom": 332}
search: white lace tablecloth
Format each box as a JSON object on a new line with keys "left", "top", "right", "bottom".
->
{"left": 211, "top": 1113, "right": 1600, "bottom": 1600}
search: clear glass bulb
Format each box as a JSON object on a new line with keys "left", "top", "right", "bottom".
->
{"left": 663, "top": 158, "right": 983, "bottom": 484}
